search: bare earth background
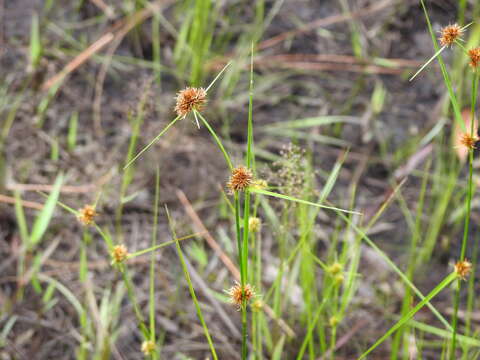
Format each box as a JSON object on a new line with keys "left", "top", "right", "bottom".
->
{"left": 0, "top": 0, "right": 477, "bottom": 359}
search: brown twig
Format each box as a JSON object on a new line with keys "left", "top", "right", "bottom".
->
{"left": 0, "top": 194, "right": 43, "bottom": 210}
{"left": 258, "top": 0, "right": 397, "bottom": 51}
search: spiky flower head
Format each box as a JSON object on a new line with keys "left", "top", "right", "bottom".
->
{"left": 227, "top": 166, "right": 253, "bottom": 193}
{"left": 226, "top": 282, "right": 255, "bottom": 309}
{"left": 468, "top": 47, "right": 480, "bottom": 70}
{"left": 459, "top": 132, "right": 478, "bottom": 150}
{"left": 455, "top": 260, "right": 472, "bottom": 280}
{"left": 141, "top": 340, "right": 156, "bottom": 356}
{"left": 439, "top": 24, "right": 463, "bottom": 47}
{"left": 77, "top": 204, "right": 97, "bottom": 226}
{"left": 248, "top": 217, "right": 261, "bottom": 233}
{"left": 111, "top": 245, "right": 128, "bottom": 265}
{"left": 174, "top": 87, "right": 207, "bottom": 117}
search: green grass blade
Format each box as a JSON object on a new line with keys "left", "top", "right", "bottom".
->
{"left": 124, "top": 115, "right": 181, "bottom": 170}
{"left": 358, "top": 272, "right": 457, "bottom": 359}
{"left": 165, "top": 206, "right": 218, "bottom": 360}
{"left": 30, "top": 173, "right": 63, "bottom": 246}
{"left": 251, "top": 188, "right": 361, "bottom": 215}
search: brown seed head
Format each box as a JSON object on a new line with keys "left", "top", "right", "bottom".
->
{"left": 439, "top": 24, "right": 463, "bottom": 47}
{"left": 468, "top": 47, "right": 480, "bottom": 69}
{"left": 77, "top": 205, "right": 97, "bottom": 226}
{"left": 111, "top": 245, "right": 128, "bottom": 265}
{"left": 141, "top": 340, "right": 156, "bottom": 356}
{"left": 459, "top": 133, "right": 478, "bottom": 150}
{"left": 226, "top": 282, "right": 255, "bottom": 308}
{"left": 174, "top": 87, "right": 207, "bottom": 117}
{"left": 455, "top": 260, "right": 472, "bottom": 280}
{"left": 227, "top": 166, "right": 253, "bottom": 193}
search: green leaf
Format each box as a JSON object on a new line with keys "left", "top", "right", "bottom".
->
{"left": 251, "top": 188, "right": 361, "bottom": 215}
{"left": 30, "top": 174, "right": 63, "bottom": 246}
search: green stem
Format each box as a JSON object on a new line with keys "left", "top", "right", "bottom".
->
{"left": 165, "top": 207, "right": 218, "bottom": 360}
{"left": 359, "top": 272, "right": 457, "bottom": 359}
{"left": 196, "top": 111, "right": 233, "bottom": 170}
{"left": 450, "top": 72, "right": 479, "bottom": 360}
{"left": 124, "top": 115, "right": 181, "bottom": 170}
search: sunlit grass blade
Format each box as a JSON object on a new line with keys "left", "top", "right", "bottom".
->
{"left": 409, "top": 319, "right": 480, "bottom": 347}
{"left": 205, "top": 61, "right": 232, "bottom": 92}
{"left": 149, "top": 166, "right": 160, "bottom": 357}
{"left": 419, "top": 0, "right": 465, "bottom": 132}
{"left": 331, "top": 203, "right": 452, "bottom": 330}
{"left": 195, "top": 110, "right": 233, "bottom": 170}
{"left": 123, "top": 115, "right": 182, "bottom": 170}
{"left": 251, "top": 188, "right": 361, "bottom": 215}
{"left": 165, "top": 206, "right": 218, "bottom": 360}
{"left": 127, "top": 233, "right": 202, "bottom": 259}
{"left": 358, "top": 272, "right": 457, "bottom": 359}
{"left": 409, "top": 45, "right": 446, "bottom": 81}
{"left": 30, "top": 173, "right": 63, "bottom": 246}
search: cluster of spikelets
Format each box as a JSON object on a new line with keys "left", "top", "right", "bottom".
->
{"left": 174, "top": 87, "right": 207, "bottom": 118}
{"left": 439, "top": 23, "right": 480, "bottom": 72}
{"left": 226, "top": 282, "right": 256, "bottom": 309}
{"left": 434, "top": 24, "right": 480, "bottom": 151}
{"left": 455, "top": 259, "right": 472, "bottom": 281}
{"left": 74, "top": 75, "right": 270, "bottom": 356}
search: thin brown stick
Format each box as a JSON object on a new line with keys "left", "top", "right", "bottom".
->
{"left": 42, "top": 32, "right": 114, "bottom": 91}
{"left": 258, "top": 0, "right": 397, "bottom": 50}
{"left": 0, "top": 194, "right": 43, "bottom": 210}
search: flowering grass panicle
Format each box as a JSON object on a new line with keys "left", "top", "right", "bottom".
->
{"left": 174, "top": 87, "right": 207, "bottom": 117}
{"left": 226, "top": 282, "right": 255, "bottom": 309}
{"left": 455, "top": 260, "right": 472, "bottom": 280}
{"left": 141, "top": 340, "right": 156, "bottom": 356}
{"left": 468, "top": 47, "right": 480, "bottom": 70}
{"left": 227, "top": 166, "right": 253, "bottom": 193}
{"left": 111, "top": 245, "right": 128, "bottom": 265}
{"left": 77, "top": 204, "right": 97, "bottom": 226}
{"left": 439, "top": 24, "right": 463, "bottom": 47}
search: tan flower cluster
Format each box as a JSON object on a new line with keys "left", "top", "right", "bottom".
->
{"left": 77, "top": 205, "right": 97, "bottom": 226}
{"left": 111, "top": 245, "right": 129, "bottom": 265}
{"left": 439, "top": 24, "right": 463, "bottom": 47}
{"left": 468, "top": 47, "right": 480, "bottom": 69}
{"left": 226, "top": 282, "right": 255, "bottom": 308}
{"left": 174, "top": 87, "right": 207, "bottom": 117}
{"left": 455, "top": 260, "right": 472, "bottom": 280}
{"left": 227, "top": 166, "right": 253, "bottom": 193}
{"left": 459, "top": 133, "right": 478, "bottom": 150}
